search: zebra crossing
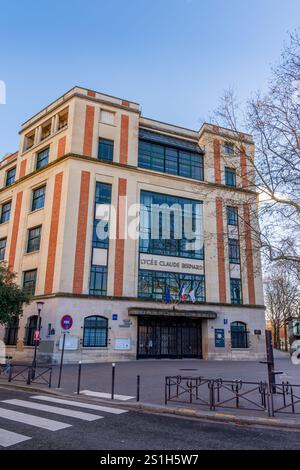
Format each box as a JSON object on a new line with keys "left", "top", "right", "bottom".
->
{"left": 0, "top": 394, "right": 128, "bottom": 448}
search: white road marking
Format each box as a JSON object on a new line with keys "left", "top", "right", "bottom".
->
{"left": 0, "top": 428, "right": 31, "bottom": 448}
{"left": 0, "top": 407, "right": 70, "bottom": 431}
{"left": 2, "top": 399, "right": 102, "bottom": 422}
{"left": 31, "top": 395, "right": 128, "bottom": 415}
{"left": 80, "top": 390, "right": 134, "bottom": 401}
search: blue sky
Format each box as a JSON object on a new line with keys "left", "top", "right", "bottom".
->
{"left": 0, "top": 0, "right": 299, "bottom": 156}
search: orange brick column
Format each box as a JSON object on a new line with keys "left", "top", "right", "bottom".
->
{"left": 119, "top": 115, "right": 129, "bottom": 164}
{"left": 216, "top": 197, "right": 226, "bottom": 303}
{"left": 19, "top": 160, "right": 27, "bottom": 178}
{"left": 57, "top": 136, "right": 66, "bottom": 158}
{"left": 83, "top": 105, "right": 95, "bottom": 156}
{"left": 114, "top": 178, "right": 127, "bottom": 296}
{"left": 73, "top": 171, "right": 91, "bottom": 294}
{"left": 240, "top": 145, "right": 248, "bottom": 188}
{"left": 243, "top": 203, "right": 256, "bottom": 305}
{"left": 44, "top": 172, "right": 64, "bottom": 294}
{"left": 8, "top": 192, "right": 23, "bottom": 270}
{"left": 213, "top": 139, "right": 221, "bottom": 183}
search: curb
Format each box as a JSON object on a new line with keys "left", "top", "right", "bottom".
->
{"left": 1, "top": 381, "right": 300, "bottom": 431}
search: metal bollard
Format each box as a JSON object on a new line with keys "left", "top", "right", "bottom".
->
{"left": 77, "top": 361, "right": 82, "bottom": 395}
{"left": 111, "top": 363, "right": 115, "bottom": 400}
{"left": 136, "top": 375, "right": 140, "bottom": 402}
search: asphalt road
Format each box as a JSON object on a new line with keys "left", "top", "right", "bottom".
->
{"left": 0, "top": 388, "right": 299, "bottom": 451}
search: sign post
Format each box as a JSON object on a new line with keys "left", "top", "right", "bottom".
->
{"left": 57, "top": 315, "right": 73, "bottom": 388}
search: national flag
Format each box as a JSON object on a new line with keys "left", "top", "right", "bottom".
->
{"left": 166, "top": 287, "right": 170, "bottom": 304}
{"left": 180, "top": 285, "right": 187, "bottom": 302}
{"left": 189, "top": 288, "right": 196, "bottom": 303}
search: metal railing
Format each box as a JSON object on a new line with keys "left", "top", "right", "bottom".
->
{"left": 6, "top": 364, "right": 53, "bottom": 387}
{"left": 165, "top": 376, "right": 300, "bottom": 417}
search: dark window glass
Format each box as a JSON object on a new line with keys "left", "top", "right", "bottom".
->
{"left": 92, "top": 183, "right": 112, "bottom": 250}
{"left": 27, "top": 226, "right": 42, "bottom": 253}
{"left": 22, "top": 270, "right": 37, "bottom": 295}
{"left": 140, "top": 191, "right": 204, "bottom": 260}
{"left": 25, "top": 315, "right": 39, "bottom": 346}
{"left": 89, "top": 266, "right": 108, "bottom": 296}
{"left": 227, "top": 206, "right": 238, "bottom": 226}
{"left": 230, "top": 278, "right": 242, "bottom": 304}
{"left": 5, "top": 167, "right": 16, "bottom": 186}
{"left": 0, "top": 201, "right": 11, "bottom": 224}
{"left": 83, "top": 316, "right": 108, "bottom": 347}
{"left": 0, "top": 238, "right": 6, "bottom": 261}
{"left": 32, "top": 186, "right": 46, "bottom": 211}
{"left": 138, "top": 139, "right": 204, "bottom": 181}
{"left": 138, "top": 270, "right": 205, "bottom": 302}
{"left": 224, "top": 142, "right": 234, "bottom": 155}
{"left": 36, "top": 148, "right": 49, "bottom": 170}
{"left": 228, "top": 238, "right": 240, "bottom": 264}
{"left": 230, "top": 321, "right": 249, "bottom": 348}
{"left": 98, "top": 139, "right": 114, "bottom": 162}
{"left": 4, "top": 318, "right": 19, "bottom": 346}
{"left": 225, "top": 167, "right": 236, "bottom": 187}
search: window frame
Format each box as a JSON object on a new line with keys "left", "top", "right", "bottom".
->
{"left": 0, "top": 201, "right": 12, "bottom": 224}
{"left": 230, "top": 321, "right": 249, "bottom": 349}
{"left": 230, "top": 277, "right": 242, "bottom": 304}
{"left": 31, "top": 185, "right": 46, "bottom": 212}
{"left": 227, "top": 206, "right": 238, "bottom": 226}
{"left": 83, "top": 315, "right": 108, "bottom": 348}
{"left": 0, "top": 237, "right": 7, "bottom": 261}
{"left": 228, "top": 238, "right": 240, "bottom": 264}
{"left": 225, "top": 167, "right": 237, "bottom": 187}
{"left": 26, "top": 226, "right": 42, "bottom": 253}
{"left": 98, "top": 138, "right": 114, "bottom": 162}
{"left": 5, "top": 167, "right": 16, "bottom": 187}
{"left": 22, "top": 269, "right": 37, "bottom": 296}
{"left": 36, "top": 147, "right": 49, "bottom": 170}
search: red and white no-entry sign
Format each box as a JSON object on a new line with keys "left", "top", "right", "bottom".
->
{"left": 33, "top": 330, "right": 41, "bottom": 341}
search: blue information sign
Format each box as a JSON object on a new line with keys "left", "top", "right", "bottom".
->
{"left": 215, "top": 329, "right": 225, "bottom": 348}
{"left": 112, "top": 314, "right": 118, "bottom": 321}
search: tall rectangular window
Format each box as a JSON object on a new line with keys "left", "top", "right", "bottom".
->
{"left": 138, "top": 131, "right": 204, "bottom": 181}
{"left": 228, "top": 238, "right": 240, "bottom": 264}
{"left": 230, "top": 278, "right": 242, "bottom": 304}
{"left": 23, "top": 269, "right": 37, "bottom": 295}
{"left": 223, "top": 142, "right": 235, "bottom": 155}
{"left": 0, "top": 201, "right": 11, "bottom": 224}
{"left": 36, "top": 147, "right": 49, "bottom": 170}
{"left": 31, "top": 185, "right": 46, "bottom": 211}
{"left": 98, "top": 139, "right": 114, "bottom": 162}
{"left": 0, "top": 238, "right": 6, "bottom": 261}
{"left": 225, "top": 167, "right": 236, "bottom": 187}
{"left": 227, "top": 206, "right": 238, "bottom": 226}
{"left": 27, "top": 226, "right": 42, "bottom": 253}
{"left": 5, "top": 167, "right": 16, "bottom": 187}
{"left": 89, "top": 266, "right": 108, "bottom": 296}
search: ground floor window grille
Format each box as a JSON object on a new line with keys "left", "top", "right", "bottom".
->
{"left": 83, "top": 316, "right": 108, "bottom": 347}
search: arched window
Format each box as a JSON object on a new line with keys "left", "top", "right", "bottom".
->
{"left": 83, "top": 316, "right": 108, "bottom": 348}
{"left": 25, "top": 315, "right": 39, "bottom": 346}
{"left": 4, "top": 318, "right": 19, "bottom": 346}
{"left": 230, "top": 321, "right": 249, "bottom": 349}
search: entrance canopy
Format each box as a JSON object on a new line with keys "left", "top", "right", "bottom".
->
{"left": 128, "top": 307, "right": 217, "bottom": 320}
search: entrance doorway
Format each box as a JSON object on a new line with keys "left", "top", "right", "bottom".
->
{"left": 137, "top": 316, "right": 202, "bottom": 359}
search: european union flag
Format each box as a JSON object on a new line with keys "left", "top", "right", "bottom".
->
{"left": 166, "top": 287, "right": 170, "bottom": 304}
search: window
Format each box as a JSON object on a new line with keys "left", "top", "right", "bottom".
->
{"left": 83, "top": 316, "right": 108, "bottom": 347}
{"left": 4, "top": 318, "right": 19, "bottom": 346}
{"left": 227, "top": 206, "right": 238, "bottom": 226}
{"left": 25, "top": 315, "right": 39, "bottom": 346}
{"left": 31, "top": 185, "right": 46, "bottom": 211}
{"left": 0, "top": 238, "right": 7, "bottom": 261}
{"left": 24, "top": 130, "right": 35, "bottom": 151}
{"left": 92, "top": 183, "right": 112, "bottom": 250}
{"left": 225, "top": 167, "right": 236, "bottom": 187}
{"left": 5, "top": 167, "right": 16, "bottom": 187}
{"left": 230, "top": 322, "right": 249, "bottom": 348}
{"left": 140, "top": 191, "right": 204, "bottom": 260}
{"left": 22, "top": 269, "right": 37, "bottom": 295}
{"left": 228, "top": 238, "right": 240, "bottom": 264}
{"left": 230, "top": 278, "right": 242, "bottom": 304}
{"left": 223, "top": 142, "right": 234, "bottom": 156}
{"left": 98, "top": 139, "right": 114, "bottom": 162}
{"left": 100, "top": 110, "right": 115, "bottom": 125}
{"left": 138, "top": 136, "right": 204, "bottom": 181}
{"left": 58, "top": 108, "right": 68, "bottom": 130}
{"left": 0, "top": 201, "right": 11, "bottom": 224}
{"left": 89, "top": 266, "right": 108, "bottom": 296}
{"left": 41, "top": 120, "right": 51, "bottom": 141}
{"left": 138, "top": 270, "right": 205, "bottom": 302}
{"left": 27, "top": 226, "right": 42, "bottom": 253}
{"left": 36, "top": 148, "right": 49, "bottom": 170}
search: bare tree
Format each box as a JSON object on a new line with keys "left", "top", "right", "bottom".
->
{"left": 265, "top": 262, "right": 300, "bottom": 350}
{"left": 213, "top": 32, "right": 300, "bottom": 267}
